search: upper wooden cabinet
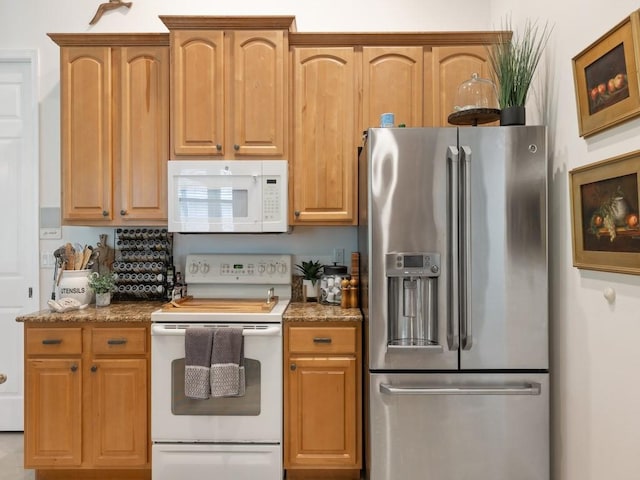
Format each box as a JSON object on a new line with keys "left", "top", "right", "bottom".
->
{"left": 428, "top": 45, "right": 496, "bottom": 127}
{"left": 160, "top": 16, "right": 295, "bottom": 159}
{"left": 362, "top": 46, "right": 424, "bottom": 129}
{"left": 291, "top": 47, "right": 359, "bottom": 225}
{"left": 49, "top": 34, "right": 169, "bottom": 226}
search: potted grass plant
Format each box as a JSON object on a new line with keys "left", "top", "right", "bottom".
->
{"left": 487, "top": 17, "right": 553, "bottom": 125}
{"left": 295, "top": 260, "right": 323, "bottom": 301}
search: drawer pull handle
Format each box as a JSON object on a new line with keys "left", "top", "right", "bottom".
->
{"left": 42, "top": 339, "right": 62, "bottom": 345}
{"left": 313, "top": 337, "right": 332, "bottom": 344}
{"left": 107, "top": 338, "right": 127, "bottom": 345}
{"left": 91, "top": 365, "right": 98, "bottom": 372}
{"left": 290, "top": 363, "right": 296, "bottom": 371}
{"left": 70, "top": 364, "right": 78, "bottom": 372}
{"left": 0, "top": 374, "right": 7, "bottom": 384}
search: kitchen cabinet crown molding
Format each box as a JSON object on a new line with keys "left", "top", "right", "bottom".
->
{"left": 159, "top": 15, "right": 297, "bottom": 31}
{"left": 289, "top": 31, "right": 510, "bottom": 47}
{"left": 48, "top": 33, "right": 169, "bottom": 46}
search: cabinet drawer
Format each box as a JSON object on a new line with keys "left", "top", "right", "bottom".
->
{"left": 91, "top": 327, "right": 147, "bottom": 355}
{"left": 288, "top": 326, "right": 357, "bottom": 354}
{"left": 26, "top": 327, "right": 83, "bottom": 355}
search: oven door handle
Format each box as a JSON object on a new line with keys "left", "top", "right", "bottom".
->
{"left": 150, "top": 324, "right": 282, "bottom": 337}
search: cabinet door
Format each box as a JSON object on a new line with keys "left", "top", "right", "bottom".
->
{"left": 292, "top": 47, "right": 358, "bottom": 224}
{"left": 89, "top": 358, "right": 148, "bottom": 467}
{"left": 24, "top": 359, "right": 82, "bottom": 467}
{"left": 230, "top": 30, "right": 286, "bottom": 157}
{"left": 117, "top": 45, "right": 169, "bottom": 222}
{"left": 60, "top": 46, "right": 113, "bottom": 221}
{"left": 171, "top": 30, "right": 224, "bottom": 157}
{"left": 286, "top": 356, "right": 358, "bottom": 468}
{"left": 362, "top": 47, "right": 423, "bottom": 129}
{"left": 429, "top": 45, "right": 494, "bottom": 127}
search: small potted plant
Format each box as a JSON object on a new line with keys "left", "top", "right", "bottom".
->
{"left": 88, "top": 271, "right": 116, "bottom": 307}
{"left": 295, "top": 260, "right": 323, "bottom": 301}
{"left": 486, "top": 17, "right": 552, "bottom": 125}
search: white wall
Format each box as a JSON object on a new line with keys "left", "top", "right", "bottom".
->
{"left": 3, "top": 0, "right": 640, "bottom": 477}
{"left": 489, "top": 1, "right": 640, "bottom": 479}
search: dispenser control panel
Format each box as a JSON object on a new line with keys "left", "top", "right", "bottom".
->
{"left": 385, "top": 252, "right": 441, "bottom": 277}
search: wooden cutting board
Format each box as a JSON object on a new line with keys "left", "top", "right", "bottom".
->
{"left": 162, "top": 296, "right": 278, "bottom": 313}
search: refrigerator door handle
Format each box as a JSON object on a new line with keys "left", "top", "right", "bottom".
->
{"left": 380, "top": 382, "right": 542, "bottom": 396}
{"left": 460, "top": 145, "right": 473, "bottom": 350}
{"left": 446, "top": 146, "right": 460, "bottom": 351}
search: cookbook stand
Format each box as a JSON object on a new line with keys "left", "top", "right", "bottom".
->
{"left": 448, "top": 107, "right": 500, "bottom": 127}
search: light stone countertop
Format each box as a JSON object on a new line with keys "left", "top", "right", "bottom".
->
{"left": 16, "top": 300, "right": 363, "bottom": 324}
{"left": 15, "top": 300, "right": 163, "bottom": 323}
{"left": 283, "top": 301, "right": 362, "bottom": 322}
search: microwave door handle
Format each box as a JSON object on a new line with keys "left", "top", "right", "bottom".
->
{"left": 446, "top": 146, "right": 459, "bottom": 351}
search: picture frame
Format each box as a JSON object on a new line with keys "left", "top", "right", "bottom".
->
{"left": 572, "top": 9, "right": 640, "bottom": 137}
{"left": 570, "top": 150, "right": 640, "bottom": 275}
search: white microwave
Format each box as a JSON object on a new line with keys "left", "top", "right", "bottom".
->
{"left": 167, "top": 160, "right": 288, "bottom": 233}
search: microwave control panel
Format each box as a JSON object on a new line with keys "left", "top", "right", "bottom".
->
{"left": 263, "top": 177, "right": 282, "bottom": 221}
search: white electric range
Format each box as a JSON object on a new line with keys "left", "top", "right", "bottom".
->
{"left": 150, "top": 253, "right": 291, "bottom": 480}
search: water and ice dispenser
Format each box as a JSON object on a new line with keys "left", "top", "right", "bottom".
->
{"left": 386, "top": 252, "right": 441, "bottom": 350}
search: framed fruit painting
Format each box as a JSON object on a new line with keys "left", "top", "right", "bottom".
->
{"left": 570, "top": 150, "right": 640, "bottom": 275}
{"left": 572, "top": 9, "right": 640, "bottom": 137}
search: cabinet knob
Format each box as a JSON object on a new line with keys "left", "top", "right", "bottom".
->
{"left": 0, "top": 374, "right": 6, "bottom": 384}
{"left": 70, "top": 364, "right": 78, "bottom": 372}
{"left": 91, "top": 365, "right": 98, "bottom": 373}
{"left": 233, "top": 144, "right": 240, "bottom": 151}
{"left": 216, "top": 144, "right": 222, "bottom": 151}
{"left": 290, "top": 363, "right": 297, "bottom": 371}
{"left": 102, "top": 210, "right": 109, "bottom": 217}
{"left": 120, "top": 209, "right": 127, "bottom": 216}
{"left": 294, "top": 210, "right": 300, "bottom": 217}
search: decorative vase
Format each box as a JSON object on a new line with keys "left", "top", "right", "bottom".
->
{"left": 611, "top": 196, "right": 630, "bottom": 227}
{"left": 95, "top": 292, "right": 111, "bottom": 307}
{"left": 500, "top": 105, "right": 526, "bottom": 126}
{"left": 302, "top": 279, "right": 319, "bottom": 301}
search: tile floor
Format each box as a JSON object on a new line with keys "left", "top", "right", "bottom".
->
{"left": 0, "top": 433, "right": 34, "bottom": 480}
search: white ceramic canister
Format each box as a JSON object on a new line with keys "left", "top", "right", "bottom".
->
{"left": 56, "top": 269, "right": 94, "bottom": 305}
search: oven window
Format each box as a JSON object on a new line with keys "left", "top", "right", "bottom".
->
{"left": 171, "top": 358, "right": 261, "bottom": 415}
{"left": 178, "top": 186, "right": 249, "bottom": 219}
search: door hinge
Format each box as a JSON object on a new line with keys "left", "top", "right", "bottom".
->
{"left": 28, "top": 287, "right": 33, "bottom": 298}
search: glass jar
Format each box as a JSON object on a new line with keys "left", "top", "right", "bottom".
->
{"left": 319, "top": 264, "right": 349, "bottom": 305}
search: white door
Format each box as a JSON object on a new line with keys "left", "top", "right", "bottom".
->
{"left": 0, "top": 52, "right": 39, "bottom": 431}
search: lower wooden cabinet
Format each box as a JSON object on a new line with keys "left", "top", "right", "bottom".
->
{"left": 284, "top": 322, "right": 362, "bottom": 477}
{"left": 24, "top": 323, "right": 150, "bottom": 477}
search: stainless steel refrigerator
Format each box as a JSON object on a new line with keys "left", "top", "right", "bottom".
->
{"left": 357, "top": 126, "right": 549, "bottom": 480}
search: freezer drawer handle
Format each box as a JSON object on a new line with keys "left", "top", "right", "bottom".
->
{"left": 380, "top": 382, "right": 541, "bottom": 396}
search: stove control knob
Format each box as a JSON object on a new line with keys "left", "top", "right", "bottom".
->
{"left": 267, "top": 264, "right": 276, "bottom": 274}
{"left": 258, "top": 264, "right": 266, "bottom": 274}
{"left": 189, "top": 263, "right": 199, "bottom": 274}
{"left": 201, "top": 263, "right": 210, "bottom": 274}
{"left": 277, "top": 263, "right": 287, "bottom": 274}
